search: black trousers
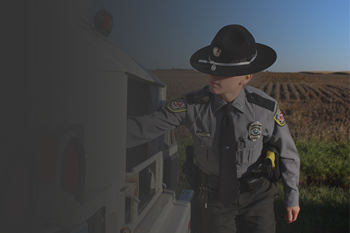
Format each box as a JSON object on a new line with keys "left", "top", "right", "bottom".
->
{"left": 200, "top": 179, "right": 279, "bottom": 233}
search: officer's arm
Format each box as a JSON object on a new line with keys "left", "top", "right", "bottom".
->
{"left": 266, "top": 106, "right": 300, "bottom": 208}
{"left": 127, "top": 100, "right": 188, "bottom": 148}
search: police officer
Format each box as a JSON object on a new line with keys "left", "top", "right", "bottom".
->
{"left": 127, "top": 24, "right": 300, "bottom": 233}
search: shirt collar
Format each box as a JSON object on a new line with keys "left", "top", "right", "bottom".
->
{"left": 211, "top": 88, "right": 246, "bottom": 114}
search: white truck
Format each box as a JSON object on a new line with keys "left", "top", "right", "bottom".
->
{"left": 0, "top": 1, "right": 193, "bottom": 232}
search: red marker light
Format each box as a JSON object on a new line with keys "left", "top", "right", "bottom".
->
{"left": 101, "top": 12, "right": 113, "bottom": 32}
{"left": 63, "top": 142, "right": 80, "bottom": 194}
{"left": 94, "top": 9, "right": 113, "bottom": 37}
{"left": 61, "top": 137, "right": 85, "bottom": 202}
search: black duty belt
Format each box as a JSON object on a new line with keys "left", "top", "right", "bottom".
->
{"left": 201, "top": 171, "right": 265, "bottom": 198}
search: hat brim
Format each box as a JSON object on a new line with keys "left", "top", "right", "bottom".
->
{"left": 190, "top": 43, "right": 277, "bottom": 76}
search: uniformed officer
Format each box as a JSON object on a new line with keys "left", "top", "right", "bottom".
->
{"left": 127, "top": 24, "right": 300, "bottom": 233}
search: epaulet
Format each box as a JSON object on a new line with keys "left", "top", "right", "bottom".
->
{"left": 186, "top": 86, "right": 212, "bottom": 105}
{"left": 247, "top": 92, "right": 275, "bottom": 112}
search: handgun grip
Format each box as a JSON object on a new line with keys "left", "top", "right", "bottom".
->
{"left": 266, "top": 150, "right": 276, "bottom": 169}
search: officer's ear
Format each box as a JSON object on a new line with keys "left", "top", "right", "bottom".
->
{"left": 240, "top": 74, "right": 253, "bottom": 85}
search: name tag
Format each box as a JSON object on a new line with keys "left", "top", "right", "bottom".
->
{"left": 196, "top": 131, "right": 210, "bottom": 138}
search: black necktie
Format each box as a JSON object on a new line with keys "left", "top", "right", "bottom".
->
{"left": 219, "top": 104, "right": 238, "bottom": 205}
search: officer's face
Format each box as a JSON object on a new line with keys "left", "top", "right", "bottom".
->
{"left": 208, "top": 74, "right": 252, "bottom": 97}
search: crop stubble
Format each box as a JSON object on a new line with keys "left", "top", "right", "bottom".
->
{"left": 152, "top": 70, "right": 350, "bottom": 141}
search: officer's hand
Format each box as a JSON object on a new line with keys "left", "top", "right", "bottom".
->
{"left": 285, "top": 206, "right": 300, "bottom": 223}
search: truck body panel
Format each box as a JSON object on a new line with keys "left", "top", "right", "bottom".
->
{"left": 1, "top": 1, "right": 193, "bottom": 232}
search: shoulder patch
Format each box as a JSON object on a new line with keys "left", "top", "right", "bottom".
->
{"left": 247, "top": 93, "right": 275, "bottom": 112}
{"left": 167, "top": 97, "right": 187, "bottom": 112}
{"left": 274, "top": 106, "right": 286, "bottom": 126}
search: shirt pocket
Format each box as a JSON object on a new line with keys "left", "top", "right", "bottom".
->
{"left": 192, "top": 131, "right": 218, "bottom": 160}
{"left": 192, "top": 131, "right": 209, "bottom": 164}
{"left": 236, "top": 139, "right": 262, "bottom": 165}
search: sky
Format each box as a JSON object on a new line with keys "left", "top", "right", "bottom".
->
{"left": 87, "top": 0, "right": 349, "bottom": 72}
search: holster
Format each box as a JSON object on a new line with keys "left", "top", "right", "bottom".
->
{"left": 239, "top": 175, "right": 265, "bottom": 193}
{"left": 182, "top": 146, "right": 201, "bottom": 192}
{"left": 261, "top": 145, "right": 281, "bottom": 182}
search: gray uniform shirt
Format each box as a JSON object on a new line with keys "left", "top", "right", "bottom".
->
{"left": 127, "top": 85, "right": 300, "bottom": 207}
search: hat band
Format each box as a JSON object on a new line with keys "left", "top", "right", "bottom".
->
{"left": 198, "top": 50, "right": 258, "bottom": 67}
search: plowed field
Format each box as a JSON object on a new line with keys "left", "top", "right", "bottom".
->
{"left": 152, "top": 70, "right": 350, "bottom": 141}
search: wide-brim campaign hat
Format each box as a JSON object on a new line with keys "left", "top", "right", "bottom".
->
{"left": 190, "top": 25, "right": 277, "bottom": 76}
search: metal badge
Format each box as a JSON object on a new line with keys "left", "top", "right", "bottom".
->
{"left": 213, "top": 47, "right": 221, "bottom": 57}
{"left": 211, "top": 64, "right": 216, "bottom": 71}
{"left": 248, "top": 121, "right": 262, "bottom": 141}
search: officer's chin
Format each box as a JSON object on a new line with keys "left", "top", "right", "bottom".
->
{"left": 209, "top": 84, "right": 220, "bottom": 94}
